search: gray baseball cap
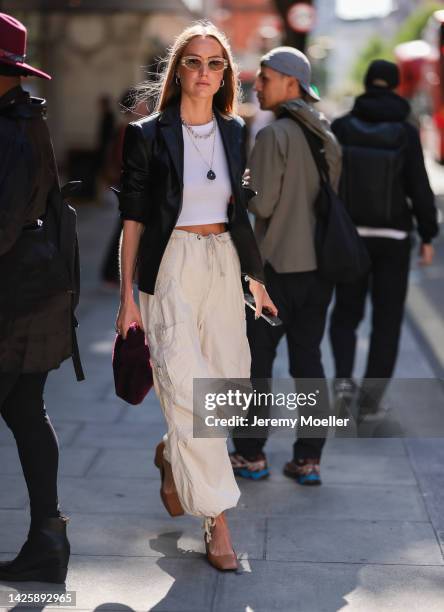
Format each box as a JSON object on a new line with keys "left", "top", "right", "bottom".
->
{"left": 260, "top": 46, "right": 320, "bottom": 102}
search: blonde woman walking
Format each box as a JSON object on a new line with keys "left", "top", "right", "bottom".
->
{"left": 115, "top": 21, "right": 277, "bottom": 570}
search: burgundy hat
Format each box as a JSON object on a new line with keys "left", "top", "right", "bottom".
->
{"left": 0, "top": 13, "right": 51, "bottom": 80}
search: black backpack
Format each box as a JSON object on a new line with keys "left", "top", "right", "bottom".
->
{"left": 288, "top": 115, "right": 371, "bottom": 284}
{"left": 338, "top": 117, "right": 407, "bottom": 227}
{"left": 0, "top": 100, "right": 85, "bottom": 381}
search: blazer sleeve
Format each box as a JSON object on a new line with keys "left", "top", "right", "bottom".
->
{"left": 117, "top": 122, "right": 151, "bottom": 224}
{"left": 404, "top": 123, "right": 439, "bottom": 244}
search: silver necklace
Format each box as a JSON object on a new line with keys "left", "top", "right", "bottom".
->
{"left": 183, "top": 116, "right": 216, "bottom": 140}
{"left": 181, "top": 115, "right": 217, "bottom": 180}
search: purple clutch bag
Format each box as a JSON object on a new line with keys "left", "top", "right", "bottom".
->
{"left": 112, "top": 323, "right": 153, "bottom": 405}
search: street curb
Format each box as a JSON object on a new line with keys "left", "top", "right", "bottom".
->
{"left": 406, "top": 289, "right": 444, "bottom": 380}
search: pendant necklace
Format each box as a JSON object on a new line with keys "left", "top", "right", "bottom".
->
{"left": 181, "top": 114, "right": 217, "bottom": 181}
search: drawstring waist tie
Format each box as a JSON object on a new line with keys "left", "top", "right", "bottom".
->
{"left": 171, "top": 229, "right": 228, "bottom": 277}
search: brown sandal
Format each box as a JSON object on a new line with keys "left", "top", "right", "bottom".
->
{"left": 203, "top": 516, "right": 238, "bottom": 571}
{"left": 154, "top": 442, "right": 184, "bottom": 517}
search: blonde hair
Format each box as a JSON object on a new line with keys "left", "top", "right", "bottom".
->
{"left": 136, "top": 20, "right": 241, "bottom": 115}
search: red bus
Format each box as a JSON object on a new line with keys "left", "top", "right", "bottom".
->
{"left": 395, "top": 10, "right": 444, "bottom": 162}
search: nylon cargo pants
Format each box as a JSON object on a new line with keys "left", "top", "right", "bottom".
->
{"left": 139, "top": 229, "right": 251, "bottom": 517}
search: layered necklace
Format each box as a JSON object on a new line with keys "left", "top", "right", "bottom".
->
{"left": 181, "top": 113, "right": 217, "bottom": 181}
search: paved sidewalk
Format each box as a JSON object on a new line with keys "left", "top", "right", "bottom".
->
{"left": 1, "top": 201, "right": 444, "bottom": 611}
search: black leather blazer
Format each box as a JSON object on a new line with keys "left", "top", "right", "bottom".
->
{"left": 116, "top": 99, "right": 265, "bottom": 294}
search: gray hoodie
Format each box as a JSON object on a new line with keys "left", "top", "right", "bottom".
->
{"left": 248, "top": 98, "right": 342, "bottom": 273}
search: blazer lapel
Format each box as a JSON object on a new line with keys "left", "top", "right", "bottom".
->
{"left": 215, "top": 110, "right": 242, "bottom": 197}
{"left": 159, "top": 101, "right": 184, "bottom": 185}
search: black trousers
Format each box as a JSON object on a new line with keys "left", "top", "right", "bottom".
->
{"left": 329, "top": 236, "right": 411, "bottom": 407}
{"left": 0, "top": 372, "right": 61, "bottom": 524}
{"left": 232, "top": 264, "right": 333, "bottom": 461}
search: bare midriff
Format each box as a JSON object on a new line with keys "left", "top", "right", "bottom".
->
{"left": 175, "top": 222, "right": 227, "bottom": 236}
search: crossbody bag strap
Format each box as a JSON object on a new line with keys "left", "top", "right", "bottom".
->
{"left": 282, "top": 113, "right": 330, "bottom": 184}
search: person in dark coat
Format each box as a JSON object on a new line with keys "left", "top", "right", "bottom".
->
{"left": 96, "top": 95, "right": 116, "bottom": 172}
{"left": 329, "top": 60, "right": 439, "bottom": 420}
{"left": 100, "top": 88, "right": 147, "bottom": 286}
{"left": 0, "top": 13, "right": 71, "bottom": 584}
{"left": 230, "top": 47, "right": 341, "bottom": 485}
{"left": 93, "top": 94, "right": 116, "bottom": 200}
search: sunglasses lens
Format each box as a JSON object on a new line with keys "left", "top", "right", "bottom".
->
{"left": 209, "top": 59, "right": 226, "bottom": 71}
{"left": 184, "top": 57, "right": 202, "bottom": 70}
{"left": 182, "top": 57, "right": 226, "bottom": 71}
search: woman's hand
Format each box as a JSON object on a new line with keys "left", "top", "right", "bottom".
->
{"left": 248, "top": 278, "right": 278, "bottom": 320}
{"left": 242, "top": 168, "right": 251, "bottom": 188}
{"left": 115, "top": 296, "right": 144, "bottom": 339}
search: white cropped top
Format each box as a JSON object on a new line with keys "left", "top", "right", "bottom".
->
{"left": 175, "top": 120, "right": 232, "bottom": 227}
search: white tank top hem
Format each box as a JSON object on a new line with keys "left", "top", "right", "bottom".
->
{"left": 176, "top": 218, "right": 230, "bottom": 227}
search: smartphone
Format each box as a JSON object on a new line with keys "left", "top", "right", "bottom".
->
{"left": 244, "top": 293, "right": 283, "bottom": 327}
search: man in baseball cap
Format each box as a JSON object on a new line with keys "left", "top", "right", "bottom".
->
{"left": 230, "top": 47, "right": 342, "bottom": 485}
{"left": 260, "top": 45, "right": 320, "bottom": 103}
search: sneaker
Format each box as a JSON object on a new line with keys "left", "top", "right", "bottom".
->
{"left": 356, "top": 382, "right": 386, "bottom": 420}
{"left": 333, "top": 377, "right": 357, "bottom": 399}
{"left": 333, "top": 378, "right": 357, "bottom": 415}
{"left": 357, "top": 406, "right": 388, "bottom": 423}
{"left": 283, "top": 458, "right": 321, "bottom": 486}
{"left": 229, "top": 452, "right": 270, "bottom": 480}
{"left": 333, "top": 378, "right": 358, "bottom": 436}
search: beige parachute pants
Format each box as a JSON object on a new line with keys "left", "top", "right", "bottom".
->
{"left": 139, "top": 229, "right": 251, "bottom": 518}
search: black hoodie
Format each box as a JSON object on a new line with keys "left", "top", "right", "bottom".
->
{"left": 332, "top": 89, "right": 438, "bottom": 243}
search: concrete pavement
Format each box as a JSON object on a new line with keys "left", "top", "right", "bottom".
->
{"left": 1, "top": 197, "right": 444, "bottom": 611}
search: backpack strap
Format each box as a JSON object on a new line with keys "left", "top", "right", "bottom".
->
{"left": 48, "top": 179, "right": 85, "bottom": 382}
{"left": 71, "top": 313, "right": 85, "bottom": 381}
{"left": 57, "top": 181, "right": 81, "bottom": 284}
{"left": 0, "top": 100, "right": 45, "bottom": 121}
{"left": 279, "top": 112, "right": 330, "bottom": 184}
{"left": 59, "top": 183, "right": 85, "bottom": 382}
